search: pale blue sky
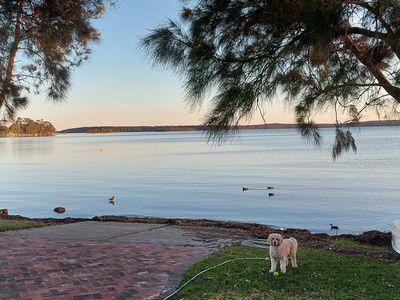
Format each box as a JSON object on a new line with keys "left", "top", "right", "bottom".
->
{"left": 22, "top": 0, "right": 342, "bottom": 130}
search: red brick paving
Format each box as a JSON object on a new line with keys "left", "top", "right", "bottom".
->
{"left": 0, "top": 235, "right": 209, "bottom": 300}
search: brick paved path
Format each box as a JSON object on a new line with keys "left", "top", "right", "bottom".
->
{"left": 0, "top": 235, "right": 208, "bottom": 300}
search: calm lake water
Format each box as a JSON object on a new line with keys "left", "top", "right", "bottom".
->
{"left": 1, "top": 127, "right": 399, "bottom": 234}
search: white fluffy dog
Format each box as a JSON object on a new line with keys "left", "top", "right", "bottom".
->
{"left": 267, "top": 233, "right": 298, "bottom": 273}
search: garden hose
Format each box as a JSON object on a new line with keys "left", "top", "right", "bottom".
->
{"left": 163, "top": 239, "right": 270, "bottom": 299}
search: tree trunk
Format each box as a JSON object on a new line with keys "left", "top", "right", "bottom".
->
{"left": 344, "top": 35, "right": 400, "bottom": 103}
{"left": 0, "top": 1, "right": 24, "bottom": 110}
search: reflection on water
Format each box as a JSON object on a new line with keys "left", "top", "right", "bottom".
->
{"left": 11, "top": 137, "right": 54, "bottom": 157}
{"left": 0, "top": 127, "right": 399, "bottom": 234}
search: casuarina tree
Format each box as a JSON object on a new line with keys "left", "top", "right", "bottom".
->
{"left": 0, "top": 0, "right": 109, "bottom": 120}
{"left": 142, "top": 0, "right": 400, "bottom": 158}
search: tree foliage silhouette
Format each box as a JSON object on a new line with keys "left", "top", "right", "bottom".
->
{"left": 142, "top": 0, "right": 400, "bottom": 158}
{"left": 0, "top": 0, "right": 109, "bottom": 120}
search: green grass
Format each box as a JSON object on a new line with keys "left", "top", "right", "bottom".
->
{"left": 329, "top": 238, "right": 392, "bottom": 254}
{"left": 176, "top": 246, "right": 400, "bottom": 299}
{"left": 0, "top": 219, "right": 44, "bottom": 232}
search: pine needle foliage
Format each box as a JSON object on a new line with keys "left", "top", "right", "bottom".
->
{"left": 0, "top": 0, "right": 109, "bottom": 120}
{"left": 142, "top": 0, "right": 400, "bottom": 159}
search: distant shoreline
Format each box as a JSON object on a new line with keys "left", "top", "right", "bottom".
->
{"left": 0, "top": 133, "right": 55, "bottom": 138}
{"left": 59, "top": 120, "right": 400, "bottom": 134}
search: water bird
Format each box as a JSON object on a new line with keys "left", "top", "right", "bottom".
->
{"left": 108, "top": 196, "right": 115, "bottom": 205}
{"left": 330, "top": 224, "right": 339, "bottom": 233}
{"left": 242, "top": 186, "right": 275, "bottom": 191}
{"left": 268, "top": 193, "right": 275, "bottom": 197}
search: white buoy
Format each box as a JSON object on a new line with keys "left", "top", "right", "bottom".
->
{"left": 391, "top": 219, "right": 400, "bottom": 254}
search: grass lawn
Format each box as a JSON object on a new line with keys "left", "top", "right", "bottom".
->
{"left": 176, "top": 246, "right": 399, "bottom": 299}
{"left": 0, "top": 219, "right": 44, "bottom": 232}
{"left": 329, "top": 238, "right": 393, "bottom": 254}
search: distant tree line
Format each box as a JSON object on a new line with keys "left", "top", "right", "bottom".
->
{"left": 60, "top": 120, "right": 400, "bottom": 134}
{"left": 61, "top": 125, "right": 206, "bottom": 134}
{"left": 0, "top": 117, "right": 55, "bottom": 137}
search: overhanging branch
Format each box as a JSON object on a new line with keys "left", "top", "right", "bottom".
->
{"left": 344, "top": 35, "right": 400, "bottom": 103}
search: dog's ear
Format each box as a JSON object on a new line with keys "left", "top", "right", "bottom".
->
{"left": 267, "top": 234, "right": 272, "bottom": 244}
{"left": 278, "top": 234, "right": 283, "bottom": 246}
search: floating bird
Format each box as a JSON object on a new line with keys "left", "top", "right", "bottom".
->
{"left": 242, "top": 186, "right": 275, "bottom": 191}
{"left": 108, "top": 196, "right": 115, "bottom": 206}
{"left": 330, "top": 224, "right": 339, "bottom": 233}
{"left": 268, "top": 193, "right": 275, "bottom": 197}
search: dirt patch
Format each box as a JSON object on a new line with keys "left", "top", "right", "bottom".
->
{"left": 338, "top": 230, "right": 392, "bottom": 246}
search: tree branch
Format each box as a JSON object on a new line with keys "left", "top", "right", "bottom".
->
{"left": 342, "top": 26, "right": 388, "bottom": 40}
{"left": 344, "top": 0, "right": 394, "bottom": 35}
{"left": 0, "top": 1, "right": 24, "bottom": 109}
{"left": 344, "top": 35, "right": 400, "bottom": 103}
